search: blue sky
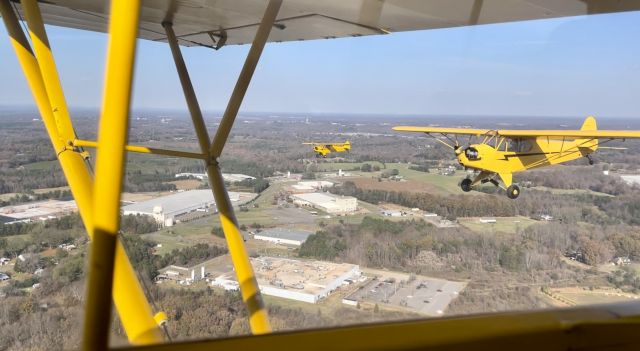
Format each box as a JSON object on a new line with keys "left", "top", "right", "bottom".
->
{"left": 1, "top": 11, "right": 639, "bottom": 117}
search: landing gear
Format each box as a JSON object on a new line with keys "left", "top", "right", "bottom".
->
{"left": 586, "top": 154, "right": 594, "bottom": 165}
{"left": 461, "top": 178, "right": 473, "bottom": 192}
{"left": 506, "top": 184, "right": 521, "bottom": 199}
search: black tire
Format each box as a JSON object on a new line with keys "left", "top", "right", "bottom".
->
{"left": 460, "top": 178, "right": 473, "bottom": 192}
{"left": 507, "top": 184, "right": 521, "bottom": 199}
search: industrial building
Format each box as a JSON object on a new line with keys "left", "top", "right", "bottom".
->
{"left": 253, "top": 228, "right": 314, "bottom": 246}
{"left": 175, "top": 172, "right": 256, "bottom": 182}
{"left": 290, "top": 192, "right": 357, "bottom": 214}
{"left": 289, "top": 180, "right": 334, "bottom": 193}
{"left": 122, "top": 189, "right": 240, "bottom": 227}
{"left": 211, "top": 256, "right": 361, "bottom": 303}
{"left": 0, "top": 200, "right": 77, "bottom": 223}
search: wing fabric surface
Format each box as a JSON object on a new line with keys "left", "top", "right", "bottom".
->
{"left": 393, "top": 126, "right": 493, "bottom": 136}
{"left": 13, "top": 0, "right": 640, "bottom": 47}
{"left": 394, "top": 126, "right": 640, "bottom": 139}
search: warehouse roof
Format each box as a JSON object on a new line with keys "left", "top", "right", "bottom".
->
{"left": 291, "top": 192, "right": 344, "bottom": 204}
{"left": 255, "top": 228, "right": 314, "bottom": 242}
{"left": 122, "top": 190, "right": 235, "bottom": 214}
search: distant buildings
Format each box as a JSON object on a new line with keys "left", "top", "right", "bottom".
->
{"left": 0, "top": 200, "right": 77, "bottom": 223}
{"left": 175, "top": 172, "right": 256, "bottom": 182}
{"left": 289, "top": 180, "right": 334, "bottom": 193}
{"left": 212, "top": 256, "right": 361, "bottom": 304}
{"left": 123, "top": 190, "right": 237, "bottom": 227}
{"left": 290, "top": 192, "right": 357, "bottom": 214}
{"left": 253, "top": 228, "right": 314, "bottom": 246}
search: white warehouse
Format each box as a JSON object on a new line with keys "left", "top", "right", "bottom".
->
{"left": 211, "top": 256, "right": 361, "bottom": 303}
{"left": 253, "top": 228, "right": 314, "bottom": 246}
{"left": 122, "top": 190, "right": 240, "bottom": 227}
{"left": 291, "top": 192, "right": 357, "bottom": 214}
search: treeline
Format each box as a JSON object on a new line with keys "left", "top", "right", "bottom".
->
{"left": 0, "top": 189, "right": 73, "bottom": 207}
{"left": 125, "top": 170, "right": 177, "bottom": 192}
{"left": 236, "top": 178, "right": 269, "bottom": 193}
{"left": 219, "top": 158, "right": 274, "bottom": 178}
{"left": 299, "top": 217, "right": 640, "bottom": 285}
{"left": 121, "top": 214, "right": 158, "bottom": 234}
{"left": 518, "top": 167, "right": 630, "bottom": 196}
{"left": 0, "top": 166, "right": 68, "bottom": 194}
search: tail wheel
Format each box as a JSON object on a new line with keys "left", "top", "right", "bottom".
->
{"left": 506, "top": 184, "right": 521, "bottom": 199}
{"left": 460, "top": 178, "right": 473, "bottom": 192}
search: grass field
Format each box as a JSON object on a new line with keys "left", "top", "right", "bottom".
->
{"left": 319, "top": 162, "right": 465, "bottom": 195}
{"left": 21, "top": 160, "right": 59, "bottom": 171}
{"left": 548, "top": 287, "right": 640, "bottom": 306}
{"left": 458, "top": 216, "right": 539, "bottom": 234}
{"left": 530, "top": 186, "right": 614, "bottom": 197}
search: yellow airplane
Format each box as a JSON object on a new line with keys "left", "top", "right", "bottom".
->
{"left": 394, "top": 116, "right": 640, "bottom": 199}
{"left": 303, "top": 140, "right": 350, "bottom": 158}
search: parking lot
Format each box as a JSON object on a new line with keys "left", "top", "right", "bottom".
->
{"left": 347, "top": 275, "right": 466, "bottom": 316}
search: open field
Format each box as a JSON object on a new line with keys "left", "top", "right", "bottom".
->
{"left": 547, "top": 287, "right": 640, "bottom": 306}
{"left": 458, "top": 216, "right": 539, "bottom": 234}
{"left": 349, "top": 177, "right": 443, "bottom": 194}
{"left": 530, "top": 186, "right": 614, "bottom": 197}
{"left": 314, "top": 162, "right": 385, "bottom": 172}
{"left": 168, "top": 179, "right": 203, "bottom": 190}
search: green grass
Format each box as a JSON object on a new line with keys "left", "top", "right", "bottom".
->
{"left": 458, "top": 216, "right": 539, "bottom": 234}
{"left": 389, "top": 163, "right": 463, "bottom": 194}
{"left": 22, "top": 160, "right": 58, "bottom": 171}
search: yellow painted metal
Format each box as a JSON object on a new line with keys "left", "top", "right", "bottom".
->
{"left": 163, "top": 22, "right": 211, "bottom": 154}
{"left": 164, "top": 20, "right": 272, "bottom": 334}
{"left": 82, "top": 0, "right": 164, "bottom": 348}
{"left": 210, "top": 0, "right": 282, "bottom": 158}
{"left": 73, "top": 139, "right": 207, "bottom": 160}
{"left": 207, "top": 162, "right": 272, "bottom": 333}
{"left": 1, "top": 1, "right": 164, "bottom": 346}
{"left": 21, "top": 0, "right": 76, "bottom": 144}
{"left": 117, "top": 302, "right": 640, "bottom": 351}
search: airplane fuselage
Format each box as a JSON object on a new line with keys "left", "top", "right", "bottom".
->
{"left": 456, "top": 136, "right": 598, "bottom": 189}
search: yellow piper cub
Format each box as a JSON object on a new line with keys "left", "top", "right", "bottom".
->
{"left": 394, "top": 116, "right": 640, "bottom": 199}
{"left": 303, "top": 140, "right": 351, "bottom": 158}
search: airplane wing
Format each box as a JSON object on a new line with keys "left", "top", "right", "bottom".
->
{"left": 393, "top": 126, "right": 493, "bottom": 136}
{"left": 14, "top": 1, "right": 640, "bottom": 48}
{"left": 497, "top": 130, "right": 640, "bottom": 139}
{"left": 394, "top": 126, "right": 640, "bottom": 139}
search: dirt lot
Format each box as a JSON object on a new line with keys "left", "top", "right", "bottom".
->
{"left": 168, "top": 179, "right": 203, "bottom": 190}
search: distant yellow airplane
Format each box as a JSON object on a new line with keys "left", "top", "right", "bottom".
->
{"left": 303, "top": 141, "right": 351, "bottom": 158}
{"left": 394, "top": 116, "right": 640, "bottom": 199}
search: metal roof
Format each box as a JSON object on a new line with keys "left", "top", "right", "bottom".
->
{"left": 255, "top": 228, "right": 314, "bottom": 242}
{"left": 122, "top": 189, "right": 220, "bottom": 214}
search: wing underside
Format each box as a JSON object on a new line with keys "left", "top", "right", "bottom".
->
{"left": 11, "top": 0, "right": 640, "bottom": 48}
{"left": 394, "top": 126, "right": 640, "bottom": 139}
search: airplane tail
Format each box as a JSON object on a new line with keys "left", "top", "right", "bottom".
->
{"left": 577, "top": 116, "right": 598, "bottom": 152}
{"left": 344, "top": 140, "right": 351, "bottom": 151}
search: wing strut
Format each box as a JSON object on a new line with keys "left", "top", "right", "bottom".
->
{"left": 0, "top": 0, "right": 165, "bottom": 348}
{"left": 163, "top": 0, "right": 282, "bottom": 335}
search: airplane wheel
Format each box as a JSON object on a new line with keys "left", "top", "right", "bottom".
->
{"left": 460, "top": 178, "right": 473, "bottom": 192}
{"left": 588, "top": 159, "right": 594, "bottom": 165}
{"left": 506, "top": 184, "right": 521, "bottom": 199}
